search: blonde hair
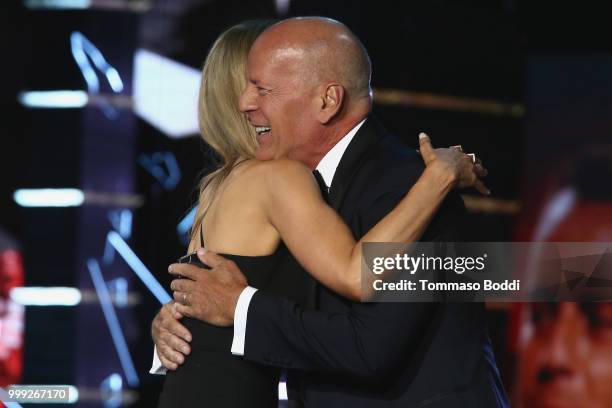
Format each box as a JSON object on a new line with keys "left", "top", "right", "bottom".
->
{"left": 190, "top": 20, "right": 274, "bottom": 246}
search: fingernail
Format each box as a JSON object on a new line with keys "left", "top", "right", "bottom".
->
{"left": 197, "top": 248, "right": 205, "bottom": 256}
{"left": 419, "top": 132, "right": 427, "bottom": 139}
{"left": 168, "top": 265, "right": 173, "bottom": 273}
{"left": 182, "top": 346, "right": 190, "bottom": 354}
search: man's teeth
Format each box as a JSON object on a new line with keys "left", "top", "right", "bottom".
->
{"left": 255, "top": 126, "right": 271, "bottom": 135}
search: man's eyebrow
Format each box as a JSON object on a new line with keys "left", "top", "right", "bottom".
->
{"left": 251, "top": 79, "right": 271, "bottom": 89}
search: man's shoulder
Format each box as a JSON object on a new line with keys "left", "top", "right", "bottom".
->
{"left": 373, "top": 133, "right": 423, "bottom": 169}
{"left": 356, "top": 132, "right": 425, "bottom": 192}
{"left": 349, "top": 127, "right": 466, "bottom": 231}
{"left": 356, "top": 118, "right": 424, "bottom": 174}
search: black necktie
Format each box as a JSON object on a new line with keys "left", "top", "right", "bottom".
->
{"left": 312, "top": 170, "right": 329, "bottom": 199}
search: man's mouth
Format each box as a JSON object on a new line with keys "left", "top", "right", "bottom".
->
{"left": 255, "top": 126, "right": 271, "bottom": 136}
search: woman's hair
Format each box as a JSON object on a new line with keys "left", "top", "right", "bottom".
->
{"left": 190, "top": 20, "right": 275, "bottom": 246}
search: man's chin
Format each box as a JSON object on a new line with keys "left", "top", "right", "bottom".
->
{"left": 525, "top": 392, "right": 593, "bottom": 408}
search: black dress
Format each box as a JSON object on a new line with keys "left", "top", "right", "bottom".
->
{"left": 157, "top": 251, "right": 288, "bottom": 408}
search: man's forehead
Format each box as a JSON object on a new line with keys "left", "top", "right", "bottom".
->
{"left": 248, "top": 43, "right": 305, "bottom": 74}
{"left": 251, "top": 33, "right": 305, "bottom": 57}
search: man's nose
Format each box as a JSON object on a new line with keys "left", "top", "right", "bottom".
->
{"left": 239, "top": 87, "right": 256, "bottom": 113}
{"left": 536, "top": 304, "right": 583, "bottom": 382}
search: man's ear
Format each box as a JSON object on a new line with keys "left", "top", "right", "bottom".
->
{"left": 316, "top": 83, "right": 345, "bottom": 124}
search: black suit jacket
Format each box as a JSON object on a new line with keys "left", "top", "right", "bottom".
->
{"left": 244, "top": 117, "right": 508, "bottom": 407}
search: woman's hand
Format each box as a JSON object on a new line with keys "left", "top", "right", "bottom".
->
{"left": 419, "top": 132, "right": 490, "bottom": 195}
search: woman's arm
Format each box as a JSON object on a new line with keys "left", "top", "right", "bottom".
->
{"left": 262, "top": 134, "right": 481, "bottom": 300}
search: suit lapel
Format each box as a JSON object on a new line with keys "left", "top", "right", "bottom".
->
{"left": 327, "top": 117, "right": 386, "bottom": 210}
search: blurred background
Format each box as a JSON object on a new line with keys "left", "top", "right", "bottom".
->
{"left": 1, "top": 0, "right": 611, "bottom": 406}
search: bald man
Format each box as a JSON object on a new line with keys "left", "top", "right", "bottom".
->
{"left": 153, "top": 17, "right": 508, "bottom": 407}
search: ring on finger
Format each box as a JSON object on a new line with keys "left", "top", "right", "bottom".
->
{"left": 451, "top": 145, "right": 463, "bottom": 152}
{"left": 467, "top": 153, "right": 476, "bottom": 163}
{"left": 182, "top": 293, "right": 187, "bottom": 305}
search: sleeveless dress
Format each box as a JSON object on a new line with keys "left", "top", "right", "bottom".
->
{"left": 157, "top": 249, "right": 287, "bottom": 408}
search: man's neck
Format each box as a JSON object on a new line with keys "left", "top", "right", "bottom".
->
{"left": 314, "top": 118, "right": 367, "bottom": 188}
{"left": 306, "top": 114, "right": 369, "bottom": 169}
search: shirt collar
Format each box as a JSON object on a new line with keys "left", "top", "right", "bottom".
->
{"left": 315, "top": 118, "right": 367, "bottom": 188}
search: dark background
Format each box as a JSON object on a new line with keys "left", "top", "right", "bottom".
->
{"left": 1, "top": 0, "right": 611, "bottom": 406}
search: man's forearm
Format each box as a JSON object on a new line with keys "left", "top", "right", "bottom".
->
{"left": 242, "top": 290, "right": 436, "bottom": 380}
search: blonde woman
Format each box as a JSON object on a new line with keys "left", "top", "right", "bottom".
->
{"left": 156, "top": 20, "right": 485, "bottom": 407}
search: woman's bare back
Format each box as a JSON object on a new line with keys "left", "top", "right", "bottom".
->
{"left": 190, "top": 159, "right": 281, "bottom": 255}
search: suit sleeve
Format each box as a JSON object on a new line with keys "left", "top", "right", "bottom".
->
{"left": 243, "top": 185, "right": 465, "bottom": 379}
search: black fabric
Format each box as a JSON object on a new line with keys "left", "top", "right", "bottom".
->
{"left": 244, "top": 117, "right": 509, "bottom": 407}
{"left": 312, "top": 169, "right": 329, "bottom": 198}
{"left": 157, "top": 251, "right": 308, "bottom": 408}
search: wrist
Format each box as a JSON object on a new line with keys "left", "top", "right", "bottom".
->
{"left": 228, "top": 286, "right": 246, "bottom": 324}
{"left": 425, "top": 161, "right": 457, "bottom": 191}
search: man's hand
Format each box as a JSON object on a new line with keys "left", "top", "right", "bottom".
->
{"left": 419, "top": 132, "right": 490, "bottom": 195}
{"left": 169, "top": 249, "right": 248, "bottom": 327}
{"left": 151, "top": 302, "right": 192, "bottom": 370}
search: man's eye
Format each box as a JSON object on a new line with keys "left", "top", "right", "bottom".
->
{"left": 581, "top": 303, "right": 612, "bottom": 338}
{"left": 531, "top": 303, "right": 557, "bottom": 327}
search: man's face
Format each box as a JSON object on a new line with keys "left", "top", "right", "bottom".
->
{"left": 239, "top": 39, "right": 319, "bottom": 163}
{"left": 519, "top": 302, "right": 612, "bottom": 408}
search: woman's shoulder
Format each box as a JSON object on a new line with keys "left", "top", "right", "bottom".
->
{"left": 230, "top": 159, "right": 315, "bottom": 199}
{"left": 236, "top": 158, "right": 312, "bottom": 181}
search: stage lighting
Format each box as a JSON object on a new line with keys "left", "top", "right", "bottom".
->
{"left": 105, "top": 231, "right": 172, "bottom": 304}
{"left": 132, "top": 49, "right": 200, "bottom": 138}
{"left": 10, "top": 287, "right": 81, "bottom": 306}
{"left": 88, "top": 259, "right": 139, "bottom": 387}
{"left": 17, "top": 90, "right": 88, "bottom": 109}
{"left": 13, "top": 188, "right": 85, "bottom": 207}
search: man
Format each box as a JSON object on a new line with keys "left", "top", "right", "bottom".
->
{"left": 519, "top": 303, "right": 612, "bottom": 408}
{"left": 153, "top": 17, "right": 507, "bottom": 407}
{"left": 518, "top": 151, "right": 612, "bottom": 408}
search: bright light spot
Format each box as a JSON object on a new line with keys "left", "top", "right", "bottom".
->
{"left": 67, "top": 385, "right": 79, "bottom": 403}
{"left": 71, "top": 32, "right": 124, "bottom": 94}
{"left": 13, "top": 188, "right": 84, "bottom": 207}
{"left": 10, "top": 287, "right": 82, "bottom": 306}
{"left": 17, "top": 90, "right": 88, "bottom": 108}
{"left": 24, "top": 0, "right": 90, "bottom": 9}
{"left": 109, "top": 374, "right": 122, "bottom": 391}
{"left": 278, "top": 381, "right": 287, "bottom": 400}
{"left": 133, "top": 49, "right": 200, "bottom": 138}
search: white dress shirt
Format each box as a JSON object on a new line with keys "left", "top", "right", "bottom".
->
{"left": 150, "top": 118, "right": 367, "bottom": 373}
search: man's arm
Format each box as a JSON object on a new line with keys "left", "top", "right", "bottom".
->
{"left": 172, "top": 187, "right": 463, "bottom": 378}
{"left": 167, "top": 154, "right": 467, "bottom": 377}
{"left": 238, "top": 189, "right": 464, "bottom": 379}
